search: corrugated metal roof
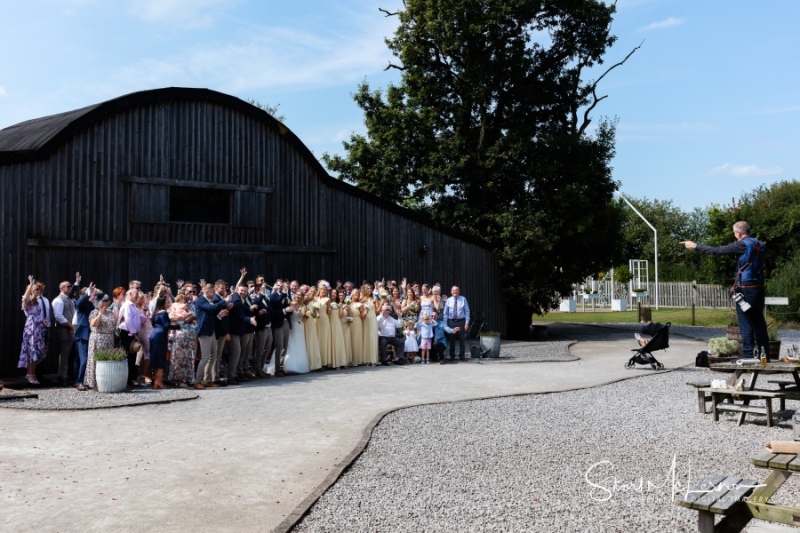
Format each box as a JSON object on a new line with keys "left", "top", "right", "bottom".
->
{"left": 0, "top": 103, "right": 100, "bottom": 153}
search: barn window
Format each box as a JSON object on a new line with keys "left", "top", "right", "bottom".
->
{"left": 168, "top": 186, "right": 231, "bottom": 224}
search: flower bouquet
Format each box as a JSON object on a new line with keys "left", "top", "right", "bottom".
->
{"left": 331, "top": 303, "right": 340, "bottom": 311}
{"left": 344, "top": 298, "right": 352, "bottom": 305}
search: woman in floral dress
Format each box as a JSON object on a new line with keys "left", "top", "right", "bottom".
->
{"left": 136, "top": 292, "right": 152, "bottom": 385}
{"left": 167, "top": 294, "right": 197, "bottom": 388}
{"left": 401, "top": 288, "right": 421, "bottom": 325}
{"left": 85, "top": 295, "right": 116, "bottom": 390}
{"left": 19, "top": 275, "right": 47, "bottom": 385}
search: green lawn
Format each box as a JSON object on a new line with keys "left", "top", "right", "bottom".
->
{"left": 531, "top": 307, "right": 734, "bottom": 327}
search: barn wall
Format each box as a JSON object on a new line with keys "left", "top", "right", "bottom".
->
{"left": 0, "top": 98, "right": 504, "bottom": 376}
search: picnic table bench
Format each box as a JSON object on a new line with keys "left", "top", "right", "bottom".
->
{"left": 687, "top": 381, "right": 712, "bottom": 414}
{"left": 677, "top": 451, "right": 800, "bottom": 531}
{"left": 768, "top": 380, "right": 800, "bottom": 411}
{"left": 699, "top": 387, "right": 786, "bottom": 427}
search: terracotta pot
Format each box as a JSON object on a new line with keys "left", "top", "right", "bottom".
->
{"left": 708, "top": 355, "right": 738, "bottom": 372}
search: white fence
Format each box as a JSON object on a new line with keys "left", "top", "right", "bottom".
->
{"left": 580, "top": 281, "right": 733, "bottom": 309}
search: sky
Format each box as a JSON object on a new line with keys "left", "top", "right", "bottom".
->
{"left": 1, "top": 0, "right": 798, "bottom": 212}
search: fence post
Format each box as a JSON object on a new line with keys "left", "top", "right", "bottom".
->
{"left": 691, "top": 280, "right": 696, "bottom": 326}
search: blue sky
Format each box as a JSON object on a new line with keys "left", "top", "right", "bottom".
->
{"left": 1, "top": 0, "right": 798, "bottom": 212}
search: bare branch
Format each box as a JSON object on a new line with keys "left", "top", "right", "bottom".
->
{"left": 384, "top": 61, "right": 406, "bottom": 71}
{"left": 577, "top": 41, "right": 642, "bottom": 136}
{"left": 379, "top": 8, "right": 399, "bottom": 17}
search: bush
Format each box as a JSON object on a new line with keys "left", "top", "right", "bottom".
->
{"left": 708, "top": 337, "right": 739, "bottom": 356}
{"left": 767, "top": 249, "right": 800, "bottom": 322}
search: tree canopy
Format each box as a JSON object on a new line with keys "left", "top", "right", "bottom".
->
{"left": 324, "top": 0, "right": 635, "bottom": 335}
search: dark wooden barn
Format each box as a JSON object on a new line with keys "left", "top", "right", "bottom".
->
{"left": 0, "top": 87, "right": 505, "bottom": 377}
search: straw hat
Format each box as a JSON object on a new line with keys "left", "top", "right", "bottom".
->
{"left": 129, "top": 339, "right": 142, "bottom": 355}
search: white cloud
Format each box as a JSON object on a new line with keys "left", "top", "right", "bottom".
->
{"left": 127, "top": 0, "right": 236, "bottom": 28}
{"left": 109, "top": 20, "right": 396, "bottom": 93}
{"left": 636, "top": 17, "right": 684, "bottom": 32}
{"left": 0, "top": 86, "right": 7, "bottom": 97}
{"left": 705, "top": 163, "right": 783, "bottom": 178}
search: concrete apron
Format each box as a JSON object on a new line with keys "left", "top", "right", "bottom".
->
{"left": 0, "top": 325, "right": 703, "bottom": 533}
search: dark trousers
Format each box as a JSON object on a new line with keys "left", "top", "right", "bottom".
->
{"left": 120, "top": 330, "right": 137, "bottom": 382}
{"left": 447, "top": 318, "right": 466, "bottom": 359}
{"left": 432, "top": 340, "right": 447, "bottom": 361}
{"left": 379, "top": 336, "right": 406, "bottom": 363}
{"left": 56, "top": 325, "right": 74, "bottom": 381}
{"left": 737, "top": 287, "right": 770, "bottom": 358}
{"left": 75, "top": 338, "right": 89, "bottom": 385}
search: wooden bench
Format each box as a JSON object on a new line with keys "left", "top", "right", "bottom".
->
{"left": 700, "top": 387, "right": 786, "bottom": 427}
{"left": 767, "top": 380, "right": 799, "bottom": 411}
{"left": 675, "top": 474, "right": 759, "bottom": 532}
{"left": 687, "top": 381, "right": 712, "bottom": 414}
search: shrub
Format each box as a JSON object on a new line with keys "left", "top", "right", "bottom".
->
{"left": 94, "top": 348, "right": 128, "bottom": 362}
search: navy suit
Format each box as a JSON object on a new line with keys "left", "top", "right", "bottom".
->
{"left": 227, "top": 293, "right": 254, "bottom": 380}
{"left": 74, "top": 295, "right": 93, "bottom": 385}
{"left": 196, "top": 295, "right": 228, "bottom": 338}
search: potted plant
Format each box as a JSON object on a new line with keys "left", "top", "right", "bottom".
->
{"left": 708, "top": 337, "right": 740, "bottom": 369}
{"left": 94, "top": 348, "right": 129, "bottom": 393}
{"left": 480, "top": 331, "right": 501, "bottom": 359}
{"left": 632, "top": 288, "right": 649, "bottom": 297}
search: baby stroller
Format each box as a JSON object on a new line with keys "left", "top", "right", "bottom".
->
{"left": 624, "top": 322, "right": 670, "bottom": 370}
{"left": 467, "top": 312, "right": 491, "bottom": 359}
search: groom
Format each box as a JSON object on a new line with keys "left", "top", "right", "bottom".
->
{"left": 269, "top": 281, "right": 293, "bottom": 376}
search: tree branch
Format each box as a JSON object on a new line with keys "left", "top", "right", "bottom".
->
{"left": 384, "top": 61, "right": 406, "bottom": 71}
{"left": 577, "top": 41, "right": 642, "bottom": 136}
{"left": 379, "top": 8, "right": 399, "bottom": 17}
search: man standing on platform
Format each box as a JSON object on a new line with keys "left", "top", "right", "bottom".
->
{"left": 681, "top": 220, "right": 770, "bottom": 359}
{"left": 443, "top": 286, "right": 470, "bottom": 362}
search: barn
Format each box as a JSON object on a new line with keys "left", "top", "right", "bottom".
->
{"left": 0, "top": 87, "right": 505, "bottom": 377}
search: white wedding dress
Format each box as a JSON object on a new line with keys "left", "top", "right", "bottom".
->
{"left": 283, "top": 312, "right": 310, "bottom": 374}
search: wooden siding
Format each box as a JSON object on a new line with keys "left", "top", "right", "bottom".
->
{"left": 0, "top": 96, "right": 505, "bottom": 376}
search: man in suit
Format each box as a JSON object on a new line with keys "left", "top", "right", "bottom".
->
{"left": 211, "top": 279, "right": 232, "bottom": 385}
{"left": 74, "top": 284, "right": 98, "bottom": 391}
{"left": 195, "top": 283, "right": 231, "bottom": 388}
{"left": 269, "top": 281, "right": 293, "bottom": 376}
{"left": 227, "top": 284, "right": 256, "bottom": 385}
{"left": 51, "top": 273, "right": 81, "bottom": 386}
{"left": 443, "top": 285, "right": 470, "bottom": 361}
{"left": 249, "top": 284, "right": 273, "bottom": 378}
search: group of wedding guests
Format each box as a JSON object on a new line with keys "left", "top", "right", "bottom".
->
{"left": 16, "top": 270, "right": 473, "bottom": 391}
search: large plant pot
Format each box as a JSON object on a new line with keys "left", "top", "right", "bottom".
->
{"left": 481, "top": 336, "right": 501, "bottom": 359}
{"left": 559, "top": 299, "right": 576, "bottom": 313}
{"left": 95, "top": 360, "right": 128, "bottom": 393}
{"left": 611, "top": 299, "right": 627, "bottom": 311}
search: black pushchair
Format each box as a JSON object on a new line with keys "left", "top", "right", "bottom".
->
{"left": 467, "top": 312, "right": 491, "bottom": 359}
{"left": 624, "top": 322, "right": 670, "bottom": 370}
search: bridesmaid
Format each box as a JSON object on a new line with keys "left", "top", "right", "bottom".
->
{"left": 328, "top": 289, "right": 348, "bottom": 369}
{"left": 315, "top": 283, "right": 333, "bottom": 368}
{"left": 361, "top": 283, "right": 379, "bottom": 365}
{"left": 348, "top": 289, "right": 367, "bottom": 365}
{"left": 337, "top": 289, "right": 353, "bottom": 366}
{"left": 302, "top": 290, "right": 322, "bottom": 371}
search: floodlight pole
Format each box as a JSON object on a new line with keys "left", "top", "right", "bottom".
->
{"left": 618, "top": 192, "right": 659, "bottom": 310}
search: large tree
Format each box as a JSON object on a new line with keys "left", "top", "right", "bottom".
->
{"left": 324, "top": 0, "right": 635, "bottom": 336}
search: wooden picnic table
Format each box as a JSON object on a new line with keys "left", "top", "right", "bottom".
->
{"left": 705, "top": 362, "right": 800, "bottom": 426}
{"left": 747, "top": 451, "right": 800, "bottom": 528}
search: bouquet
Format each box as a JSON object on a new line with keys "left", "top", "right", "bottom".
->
{"left": 311, "top": 301, "right": 322, "bottom": 311}
{"left": 331, "top": 303, "right": 340, "bottom": 311}
{"left": 344, "top": 298, "right": 352, "bottom": 305}
{"left": 346, "top": 316, "right": 354, "bottom": 327}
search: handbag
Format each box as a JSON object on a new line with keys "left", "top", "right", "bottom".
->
{"left": 695, "top": 351, "right": 709, "bottom": 368}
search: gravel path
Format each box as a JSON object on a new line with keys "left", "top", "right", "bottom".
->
{"left": 483, "top": 339, "right": 577, "bottom": 363}
{"left": 0, "top": 387, "right": 198, "bottom": 410}
{"left": 294, "top": 365, "right": 800, "bottom": 532}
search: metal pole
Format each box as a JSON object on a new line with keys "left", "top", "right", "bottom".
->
{"left": 618, "top": 193, "right": 659, "bottom": 310}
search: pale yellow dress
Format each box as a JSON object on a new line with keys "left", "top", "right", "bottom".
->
{"left": 340, "top": 307, "right": 352, "bottom": 366}
{"left": 330, "top": 304, "right": 348, "bottom": 368}
{"left": 362, "top": 298, "right": 379, "bottom": 365}
{"left": 304, "top": 314, "right": 322, "bottom": 371}
{"left": 316, "top": 297, "right": 332, "bottom": 368}
{"left": 349, "top": 302, "right": 364, "bottom": 365}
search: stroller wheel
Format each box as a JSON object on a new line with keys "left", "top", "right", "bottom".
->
{"left": 656, "top": 362, "right": 664, "bottom": 370}
{"left": 624, "top": 360, "right": 634, "bottom": 369}
{"left": 651, "top": 363, "right": 658, "bottom": 370}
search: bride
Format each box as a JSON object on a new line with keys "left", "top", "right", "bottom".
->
{"left": 283, "top": 293, "right": 310, "bottom": 374}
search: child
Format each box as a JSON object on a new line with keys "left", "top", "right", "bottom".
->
{"left": 416, "top": 313, "right": 434, "bottom": 364}
{"left": 404, "top": 320, "right": 420, "bottom": 362}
